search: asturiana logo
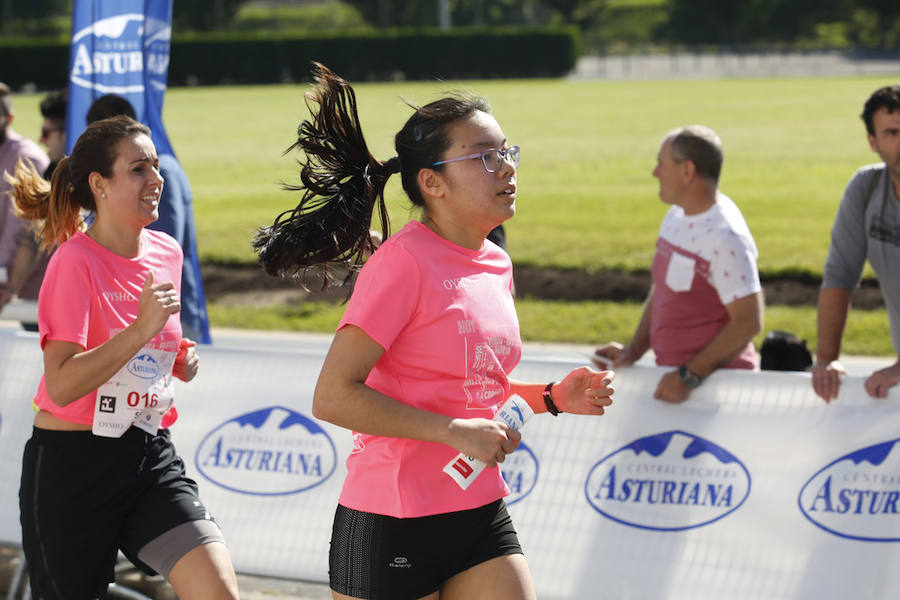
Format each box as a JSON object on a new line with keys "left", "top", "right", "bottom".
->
{"left": 195, "top": 406, "right": 337, "bottom": 496}
{"left": 127, "top": 354, "right": 159, "bottom": 379}
{"left": 70, "top": 13, "right": 170, "bottom": 94}
{"left": 584, "top": 430, "right": 751, "bottom": 531}
{"left": 799, "top": 438, "right": 900, "bottom": 542}
{"left": 500, "top": 441, "right": 539, "bottom": 505}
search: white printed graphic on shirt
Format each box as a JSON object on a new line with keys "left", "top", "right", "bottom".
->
{"left": 458, "top": 276, "right": 516, "bottom": 410}
{"left": 93, "top": 346, "right": 175, "bottom": 438}
{"left": 462, "top": 339, "right": 509, "bottom": 408}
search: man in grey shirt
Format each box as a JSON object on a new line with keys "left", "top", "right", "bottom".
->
{"left": 813, "top": 84, "right": 900, "bottom": 401}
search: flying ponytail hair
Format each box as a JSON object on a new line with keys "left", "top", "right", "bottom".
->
{"left": 254, "top": 63, "right": 491, "bottom": 288}
{"left": 6, "top": 156, "right": 84, "bottom": 252}
{"left": 253, "top": 63, "right": 397, "bottom": 285}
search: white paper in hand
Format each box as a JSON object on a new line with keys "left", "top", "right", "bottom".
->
{"left": 443, "top": 394, "right": 534, "bottom": 489}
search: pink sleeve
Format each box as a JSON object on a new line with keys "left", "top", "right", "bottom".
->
{"left": 38, "top": 250, "right": 92, "bottom": 350}
{"left": 339, "top": 244, "right": 419, "bottom": 351}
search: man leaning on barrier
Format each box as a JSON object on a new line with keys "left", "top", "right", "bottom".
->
{"left": 594, "top": 125, "right": 764, "bottom": 403}
{"left": 813, "top": 85, "right": 900, "bottom": 402}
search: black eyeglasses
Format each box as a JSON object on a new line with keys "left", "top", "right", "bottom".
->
{"left": 432, "top": 146, "right": 520, "bottom": 173}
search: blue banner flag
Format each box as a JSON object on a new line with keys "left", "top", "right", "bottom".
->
{"left": 65, "top": 0, "right": 212, "bottom": 344}
{"left": 66, "top": 0, "right": 173, "bottom": 155}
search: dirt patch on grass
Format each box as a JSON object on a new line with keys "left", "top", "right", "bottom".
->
{"left": 202, "top": 263, "right": 885, "bottom": 309}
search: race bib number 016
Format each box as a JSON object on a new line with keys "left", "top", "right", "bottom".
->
{"left": 93, "top": 347, "right": 175, "bottom": 438}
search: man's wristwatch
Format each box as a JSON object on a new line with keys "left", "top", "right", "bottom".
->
{"left": 678, "top": 364, "right": 702, "bottom": 389}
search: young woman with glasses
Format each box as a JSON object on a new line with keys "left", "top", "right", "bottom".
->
{"left": 8, "top": 116, "right": 239, "bottom": 599}
{"left": 255, "top": 63, "right": 615, "bottom": 600}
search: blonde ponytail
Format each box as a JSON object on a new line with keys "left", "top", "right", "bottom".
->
{"left": 6, "top": 156, "right": 85, "bottom": 252}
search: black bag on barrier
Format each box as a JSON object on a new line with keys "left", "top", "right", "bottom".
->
{"left": 760, "top": 330, "right": 813, "bottom": 371}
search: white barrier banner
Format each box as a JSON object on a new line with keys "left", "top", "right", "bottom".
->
{"left": 1, "top": 328, "right": 899, "bottom": 599}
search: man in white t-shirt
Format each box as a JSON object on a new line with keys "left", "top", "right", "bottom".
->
{"left": 594, "top": 125, "right": 764, "bottom": 402}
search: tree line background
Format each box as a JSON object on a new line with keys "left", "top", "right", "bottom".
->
{"left": 5, "top": 0, "right": 900, "bottom": 51}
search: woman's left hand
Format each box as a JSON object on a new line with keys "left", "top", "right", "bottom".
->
{"left": 173, "top": 338, "right": 199, "bottom": 382}
{"left": 554, "top": 366, "right": 615, "bottom": 415}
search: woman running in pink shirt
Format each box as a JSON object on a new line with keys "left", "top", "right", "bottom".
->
{"left": 256, "top": 63, "right": 615, "bottom": 600}
{"left": 9, "top": 116, "right": 239, "bottom": 599}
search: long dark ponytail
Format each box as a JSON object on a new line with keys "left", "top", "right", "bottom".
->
{"left": 253, "top": 63, "right": 395, "bottom": 285}
{"left": 254, "top": 63, "right": 490, "bottom": 287}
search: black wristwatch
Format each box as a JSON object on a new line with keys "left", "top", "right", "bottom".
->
{"left": 678, "top": 364, "right": 702, "bottom": 389}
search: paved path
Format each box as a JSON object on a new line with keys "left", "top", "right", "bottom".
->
{"left": 570, "top": 50, "right": 900, "bottom": 80}
{"left": 0, "top": 542, "right": 331, "bottom": 599}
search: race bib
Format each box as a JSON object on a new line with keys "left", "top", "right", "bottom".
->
{"left": 93, "top": 347, "right": 176, "bottom": 438}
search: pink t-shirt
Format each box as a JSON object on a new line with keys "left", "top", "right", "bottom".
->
{"left": 337, "top": 221, "right": 521, "bottom": 518}
{"left": 650, "top": 195, "right": 760, "bottom": 369}
{"left": 34, "top": 229, "right": 183, "bottom": 425}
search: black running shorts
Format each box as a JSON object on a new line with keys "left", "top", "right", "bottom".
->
{"left": 329, "top": 499, "right": 523, "bottom": 600}
{"left": 19, "top": 426, "right": 222, "bottom": 599}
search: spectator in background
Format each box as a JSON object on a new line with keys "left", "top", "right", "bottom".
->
{"left": 813, "top": 85, "right": 900, "bottom": 402}
{"left": 594, "top": 125, "right": 764, "bottom": 403}
{"left": 0, "top": 90, "right": 68, "bottom": 327}
{"left": 0, "top": 82, "right": 50, "bottom": 313}
{"left": 487, "top": 225, "right": 515, "bottom": 293}
{"left": 86, "top": 94, "right": 211, "bottom": 343}
{"left": 39, "top": 89, "right": 67, "bottom": 178}
{"left": 487, "top": 224, "right": 506, "bottom": 249}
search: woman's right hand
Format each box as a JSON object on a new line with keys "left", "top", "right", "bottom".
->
{"left": 447, "top": 418, "right": 521, "bottom": 468}
{"left": 135, "top": 271, "right": 180, "bottom": 340}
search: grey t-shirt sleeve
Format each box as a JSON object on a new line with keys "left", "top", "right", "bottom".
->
{"left": 822, "top": 167, "right": 880, "bottom": 290}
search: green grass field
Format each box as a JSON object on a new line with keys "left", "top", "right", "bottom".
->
{"left": 165, "top": 76, "right": 885, "bottom": 275}
{"left": 9, "top": 76, "right": 896, "bottom": 355}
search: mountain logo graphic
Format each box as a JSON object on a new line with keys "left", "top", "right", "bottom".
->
{"left": 799, "top": 438, "right": 900, "bottom": 542}
{"left": 195, "top": 406, "right": 337, "bottom": 496}
{"left": 585, "top": 430, "right": 751, "bottom": 531}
